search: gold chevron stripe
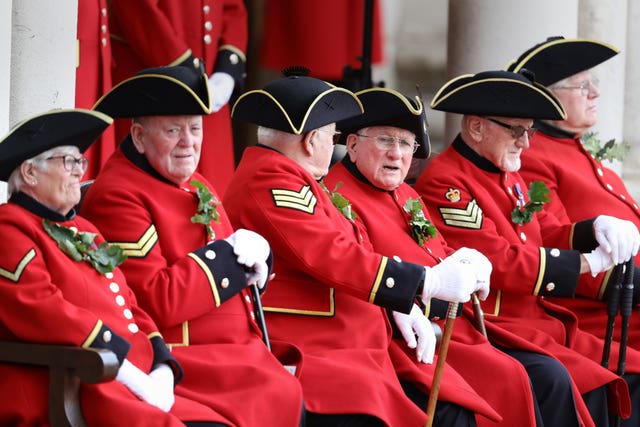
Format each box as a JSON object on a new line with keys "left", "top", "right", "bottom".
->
{"left": 439, "top": 199, "right": 483, "bottom": 229}
{"left": 0, "top": 249, "right": 36, "bottom": 282}
{"left": 187, "top": 253, "right": 221, "bottom": 307}
{"left": 271, "top": 185, "right": 317, "bottom": 214}
{"left": 111, "top": 225, "right": 158, "bottom": 258}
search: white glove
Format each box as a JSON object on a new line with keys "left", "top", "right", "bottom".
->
{"left": 392, "top": 304, "right": 435, "bottom": 364}
{"left": 225, "top": 229, "right": 270, "bottom": 288}
{"left": 593, "top": 215, "right": 640, "bottom": 265}
{"left": 116, "top": 359, "right": 173, "bottom": 412}
{"left": 148, "top": 364, "right": 175, "bottom": 412}
{"left": 208, "top": 72, "right": 235, "bottom": 112}
{"left": 583, "top": 245, "right": 615, "bottom": 277}
{"left": 422, "top": 247, "right": 490, "bottom": 304}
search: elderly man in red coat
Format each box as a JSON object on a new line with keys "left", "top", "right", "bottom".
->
{"left": 107, "top": 0, "right": 247, "bottom": 196}
{"left": 415, "top": 70, "right": 640, "bottom": 426}
{"left": 82, "top": 65, "right": 305, "bottom": 427}
{"left": 224, "top": 68, "right": 493, "bottom": 426}
{"left": 508, "top": 37, "right": 640, "bottom": 358}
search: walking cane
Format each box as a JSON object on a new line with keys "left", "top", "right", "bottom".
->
{"left": 250, "top": 283, "right": 271, "bottom": 351}
{"left": 471, "top": 292, "right": 488, "bottom": 339}
{"left": 601, "top": 265, "right": 624, "bottom": 368}
{"left": 425, "top": 301, "right": 459, "bottom": 427}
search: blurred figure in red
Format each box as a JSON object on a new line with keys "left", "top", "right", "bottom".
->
{"left": 107, "top": 0, "right": 247, "bottom": 196}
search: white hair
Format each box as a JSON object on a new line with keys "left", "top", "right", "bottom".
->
{"left": 7, "top": 145, "right": 77, "bottom": 196}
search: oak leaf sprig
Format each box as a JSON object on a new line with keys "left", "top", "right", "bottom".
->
{"left": 511, "top": 181, "right": 550, "bottom": 225}
{"left": 42, "top": 219, "right": 127, "bottom": 274}
{"left": 190, "top": 179, "right": 220, "bottom": 240}
{"left": 403, "top": 197, "right": 437, "bottom": 246}
{"left": 582, "top": 131, "right": 630, "bottom": 163}
{"left": 319, "top": 181, "right": 356, "bottom": 221}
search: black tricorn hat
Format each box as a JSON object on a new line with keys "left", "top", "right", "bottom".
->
{"left": 231, "top": 67, "right": 363, "bottom": 134}
{"left": 0, "top": 109, "right": 112, "bottom": 181}
{"left": 93, "top": 65, "right": 211, "bottom": 118}
{"left": 430, "top": 70, "right": 566, "bottom": 120}
{"left": 505, "top": 36, "right": 619, "bottom": 86}
{"left": 336, "top": 87, "right": 431, "bottom": 158}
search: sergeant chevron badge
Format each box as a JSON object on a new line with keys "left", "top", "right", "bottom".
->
{"left": 438, "top": 197, "right": 483, "bottom": 229}
{"left": 271, "top": 185, "right": 318, "bottom": 214}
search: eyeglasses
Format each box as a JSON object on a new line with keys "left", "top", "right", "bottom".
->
{"left": 484, "top": 117, "right": 537, "bottom": 139}
{"left": 317, "top": 129, "right": 342, "bottom": 144}
{"left": 356, "top": 134, "right": 419, "bottom": 154}
{"left": 45, "top": 155, "right": 89, "bottom": 172}
{"left": 551, "top": 78, "right": 599, "bottom": 97}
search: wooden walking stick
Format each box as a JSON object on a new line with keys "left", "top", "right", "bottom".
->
{"left": 425, "top": 301, "right": 459, "bottom": 427}
{"left": 471, "top": 292, "right": 488, "bottom": 339}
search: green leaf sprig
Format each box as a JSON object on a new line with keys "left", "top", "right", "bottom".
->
{"left": 190, "top": 179, "right": 220, "bottom": 240}
{"left": 511, "top": 181, "right": 551, "bottom": 225}
{"left": 42, "top": 219, "right": 127, "bottom": 274}
{"left": 319, "top": 181, "right": 356, "bottom": 221}
{"left": 403, "top": 197, "right": 437, "bottom": 247}
{"left": 581, "top": 131, "right": 630, "bottom": 163}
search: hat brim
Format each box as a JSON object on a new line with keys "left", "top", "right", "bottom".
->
{"left": 337, "top": 87, "right": 431, "bottom": 158}
{"left": 0, "top": 109, "right": 112, "bottom": 181}
{"left": 93, "top": 67, "right": 211, "bottom": 118}
{"left": 232, "top": 76, "right": 363, "bottom": 134}
{"left": 431, "top": 71, "right": 566, "bottom": 120}
{"left": 506, "top": 38, "right": 619, "bottom": 86}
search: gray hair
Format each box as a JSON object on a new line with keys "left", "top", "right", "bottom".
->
{"left": 7, "top": 145, "right": 77, "bottom": 196}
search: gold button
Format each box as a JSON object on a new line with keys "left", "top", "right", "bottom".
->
{"left": 520, "top": 232, "right": 527, "bottom": 242}
{"left": 128, "top": 323, "right": 139, "bottom": 334}
{"left": 123, "top": 309, "right": 133, "bottom": 319}
{"left": 393, "top": 255, "right": 402, "bottom": 263}
{"left": 546, "top": 282, "right": 555, "bottom": 292}
{"left": 221, "top": 278, "right": 229, "bottom": 288}
{"left": 101, "top": 24, "right": 107, "bottom": 33}
{"left": 204, "top": 35, "right": 212, "bottom": 44}
{"left": 102, "top": 330, "right": 112, "bottom": 342}
{"left": 385, "top": 277, "right": 395, "bottom": 288}
{"left": 550, "top": 248, "right": 560, "bottom": 257}
{"left": 606, "top": 184, "right": 613, "bottom": 191}
{"left": 230, "top": 53, "right": 239, "bottom": 65}
{"left": 203, "top": 5, "right": 210, "bottom": 13}
{"left": 204, "top": 21, "right": 213, "bottom": 31}
{"left": 597, "top": 168, "right": 604, "bottom": 177}
{"left": 101, "top": 7, "right": 107, "bottom": 17}
{"left": 205, "top": 250, "right": 216, "bottom": 260}
{"left": 109, "top": 282, "right": 120, "bottom": 293}
{"left": 115, "top": 295, "right": 125, "bottom": 306}
{"left": 105, "top": 272, "right": 114, "bottom": 279}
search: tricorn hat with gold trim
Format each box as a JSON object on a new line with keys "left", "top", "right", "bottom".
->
{"left": 231, "top": 67, "right": 363, "bottom": 134}
{"left": 0, "top": 109, "right": 113, "bottom": 181}
{"left": 336, "top": 87, "right": 431, "bottom": 158}
{"left": 93, "top": 65, "right": 211, "bottom": 118}
{"left": 505, "top": 36, "right": 619, "bottom": 86}
{"left": 430, "top": 70, "right": 566, "bottom": 120}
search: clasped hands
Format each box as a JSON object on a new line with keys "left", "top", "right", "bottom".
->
{"left": 225, "top": 228, "right": 271, "bottom": 288}
{"left": 393, "top": 247, "right": 491, "bottom": 364}
{"left": 116, "top": 360, "right": 175, "bottom": 412}
{"left": 584, "top": 215, "right": 640, "bottom": 275}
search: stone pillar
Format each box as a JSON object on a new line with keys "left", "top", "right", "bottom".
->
{"left": 10, "top": 0, "right": 77, "bottom": 126}
{"left": 0, "top": 1, "right": 11, "bottom": 202}
{"left": 622, "top": 0, "right": 640, "bottom": 198}
{"left": 444, "top": 0, "right": 578, "bottom": 144}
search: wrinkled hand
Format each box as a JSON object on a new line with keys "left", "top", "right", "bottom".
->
{"left": 422, "top": 247, "right": 491, "bottom": 304}
{"left": 593, "top": 215, "right": 640, "bottom": 265}
{"left": 225, "top": 229, "right": 270, "bottom": 288}
{"left": 208, "top": 72, "right": 235, "bottom": 112}
{"left": 392, "top": 304, "right": 435, "bottom": 364}
{"left": 115, "top": 360, "right": 174, "bottom": 412}
{"left": 583, "top": 245, "right": 615, "bottom": 276}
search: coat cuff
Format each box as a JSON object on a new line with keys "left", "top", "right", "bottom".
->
{"left": 150, "top": 334, "right": 183, "bottom": 383}
{"left": 85, "top": 321, "right": 130, "bottom": 365}
{"left": 371, "top": 258, "right": 425, "bottom": 314}
{"left": 213, "top": 46, "right": 246, "bottom": 88}
{"left": 535, "top": 248, "right": 580, "bottom": 297}
{"left": 572, "top": 218, "right": 598, "bottom": 252}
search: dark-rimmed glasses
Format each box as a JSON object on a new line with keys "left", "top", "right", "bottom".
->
{"left": 317, "top": 129, "right": 342, "bottom": 144}
{"left": 551, "top": 78, "right": 599, "bottom": 97}
{"left": 484, "top": 117, "right": 537, "bottom": 139}
{"left": 356, "top": 134, "right": 419, "bottom": 154}
{"left": 45, "top": 155, "right": 89, "bottom": 172}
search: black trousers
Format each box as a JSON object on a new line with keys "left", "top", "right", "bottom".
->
{"left": 503, "top": 349, "right": 581, "bottom": 427}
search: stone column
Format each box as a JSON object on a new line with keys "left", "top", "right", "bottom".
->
{"left": 622, "top": 0, "right": 640, "bottom": 198}
{"left": 0, "top": 1, "right": 11, "bottom": 202}
{"left": 444, "top": 0, "right": 578, "bottom": 144}
{"left": 10, "top": 0, "right": 77, "bottom": 126}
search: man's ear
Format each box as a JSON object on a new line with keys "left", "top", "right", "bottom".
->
{"left": 301, "top": 130, "right": 316, "bottom": 157}
{"left": 20, "top": 161, "right": 37, "bottom": 186}
{"left": 130, "top": 123, "right": 146, "bottom": 154}
{"left": 466, "top": 116, "right": 484, "bottom": 142}
{"left": 345, "top": 133, "right": 359, "bottom": 161}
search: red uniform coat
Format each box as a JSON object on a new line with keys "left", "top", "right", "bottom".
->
{"left": 520, "top": 123, "right": 640, "bottom": 350}
{"left": 108, "top": 0, "right": 248, "bottom": 196}
{"left": 225, "top": 145, "right": 450, "bottom": 426}
{"left": 259, "top": 0, "right": 384, "bottom": 82}
{"left": 325, "top": 159, "right": 542, "bottom": 426}
{"left": 0, "top": 193, "right": 224, "bottom": 426}
{"left": 75, "top": 0, "right": 117, "bottom": 179}
{"left": 80, "top": 137, "right": 304, "bottom": 427}
{"left": 415, "top": 136, "right": 633, "bottom": 420}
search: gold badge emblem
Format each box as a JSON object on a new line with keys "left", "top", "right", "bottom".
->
{"left": 445, "top": 188, "right": 461, "bottom": 202}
